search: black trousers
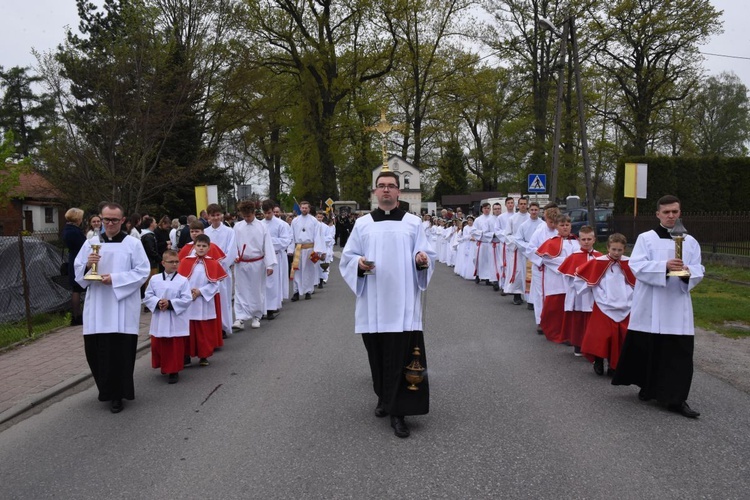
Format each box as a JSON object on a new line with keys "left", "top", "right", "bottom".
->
{"left": 361, "top": 331, "right": 429, "bottom": 416}
{"left": 612, "top": 330, "right": 694, "bottom": 405}
{"left": 84, "top": 333, "right": 138, "bottom": 402}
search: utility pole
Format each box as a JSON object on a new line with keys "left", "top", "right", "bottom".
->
{"left": 538, "top": 15, "right": 596, "bottom": 226}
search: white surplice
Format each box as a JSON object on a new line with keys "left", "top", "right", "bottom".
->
{"left": 204, "top": 223, "right": 237, "bottom": 333}
{"left": 74, "top": 236, "right": 150, "bottom": 335}
{"left": 628, "top": 230, "right": 704, "bottom": 335}
{"left": 143, "top": 272, "right": 192, "bottom": 337}
{"left": 233, "top": 219, "right": 277, "bottom": 321}
{"left": 340, "top": 212, "right": 436, "bottom": 334}
{"left": 261, "top": 216, "right": 293, "bottom": 307}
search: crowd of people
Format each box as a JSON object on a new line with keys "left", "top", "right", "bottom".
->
{"left": 62, "top": 190, "right": 704, "bottom": 435}
{"left": 423, "top": 194, "right": 705, "bottom": 420}
{"left": 63, "top": 199, "right": 338, "bottom": 413}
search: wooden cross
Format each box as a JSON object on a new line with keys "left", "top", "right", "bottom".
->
{"left": 365, "top": 109, "right": 407, "bottom": 171}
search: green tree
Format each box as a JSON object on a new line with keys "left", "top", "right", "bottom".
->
{"left": 238, "top": 0, "right": 398, "bottom": 203}
{"left": 433, "top": 138, "right": 468, "bottom": 202}
{"left": 691, "top": 72, "right": 750, "bottom": 156}
{"left": 0, "top": 66, "right": 55, "bottom": 157}
{"left": 591, "top": 0, "right": 723, "bottom": 155}
{"left": 0, "top": 131, "right": 31, "bottom": 206}
{"left": 39, "top": 0, "right": 225, "bottom": 214}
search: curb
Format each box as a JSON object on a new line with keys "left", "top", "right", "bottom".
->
{"left": 0, "top": 339, "right": 152, "bottom": 426}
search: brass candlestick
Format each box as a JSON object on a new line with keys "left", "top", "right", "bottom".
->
{"left": 667, "top": 218, "right": 690, "bottom": 277}
{"left": 404, "top": 346, "right": 425, "bottom": 391}
{"left": 84, "top": 244, "right": 103, "bottom": 281}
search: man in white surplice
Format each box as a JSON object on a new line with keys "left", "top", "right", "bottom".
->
{"left": 204, "top": 204, "right": 236, "bottom": 336}
{"left": 340, "top": 170, "right": 436, "bottom": 440}
{"left": 233, "top": 200, "right": 277, "bottom": 330}
{"left": 74, "top": 202, "right": 150, "bottom": 413}
{"left": 613, "top": 195, "right": 704, "bottom": 418}
{"left": 261, "top": 199, "right": 293, "bottom": 319}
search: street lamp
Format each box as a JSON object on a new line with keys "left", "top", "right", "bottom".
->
{"left": 538, "top": 14, "right": 596, "bottom": 230}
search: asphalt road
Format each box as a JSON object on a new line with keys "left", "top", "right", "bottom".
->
{"left": 1, "top": 259, "right": 749, "bottom": 499}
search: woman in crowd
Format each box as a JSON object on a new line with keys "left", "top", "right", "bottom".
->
{"left": 85, "top": 215, "right": 101, "bottom": 239}
{"left": 61, "top": 208, "right": 87, "bottom": 326}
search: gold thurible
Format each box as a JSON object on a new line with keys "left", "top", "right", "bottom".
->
{"left": 404, "top": 347, "right": 425, "bottom": 391}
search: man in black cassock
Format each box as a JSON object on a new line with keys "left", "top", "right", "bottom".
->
{"left": 339, "top": 171, "right": 437, "bottom": 438}
{"left": 612, "top": 195, "right": 704, "bottom": 418}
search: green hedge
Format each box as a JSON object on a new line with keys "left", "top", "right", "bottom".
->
{"left": 614, "top": 156, "right": 750, "bottom": 214}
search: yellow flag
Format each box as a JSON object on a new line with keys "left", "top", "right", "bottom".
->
{"left": 624, "top": 163, "right": 647, "bottom": 199}
{"left": 194, "top": 186, "right": 208, "bottom": 217}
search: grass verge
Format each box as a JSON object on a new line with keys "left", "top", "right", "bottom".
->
{"left": 0, "top": 313, "right": 71, "bottom": 350}
{"left": 693, "top": 265, "right": 750, "bottom": 338}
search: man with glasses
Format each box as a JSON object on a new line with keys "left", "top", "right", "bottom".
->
{"left": 340, "top": 171, "right": 436, "bottom": 439}
{"left": 74, "top": 202, "right": 151, "bottom": 413}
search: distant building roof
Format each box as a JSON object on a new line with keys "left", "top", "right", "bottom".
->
{"left": 7, "top": 171, "right": 63, "bottom": 201}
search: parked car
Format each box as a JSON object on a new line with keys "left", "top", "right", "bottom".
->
{"left": 567, "top": 208, "right": 613, "bottom": 240}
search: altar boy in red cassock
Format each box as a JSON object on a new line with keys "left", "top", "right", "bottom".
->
{"left": 576, "top": 233, "right": 636, "bottom": 376}
{"left": 536, "top": 214, "right": 580, "bottom": 344}
{"left": 179, "top": 220, "right": 227, "bottom": 347}
{"left": 558, "top": 226, "right": 602, "bottom": 356}
{"left": 143, "top": 249, "right": 192, "bottom": 384}
{"left": 178, "top": 234, "right": 227, "bottom": 367}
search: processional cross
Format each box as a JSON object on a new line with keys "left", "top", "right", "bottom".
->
{"left": 365, "top": 109, "right": 408, "bottom": 172}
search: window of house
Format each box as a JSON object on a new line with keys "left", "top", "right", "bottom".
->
{"left": 45, "top": 207, "right": 54, "bottom": 223}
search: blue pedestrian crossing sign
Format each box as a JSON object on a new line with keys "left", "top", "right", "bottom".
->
{"left": 528, "top": 174, "right": 547, "bottom": 193}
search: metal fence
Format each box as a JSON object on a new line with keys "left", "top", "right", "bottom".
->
{"left": 0, "top": 230, "right": 71, "bottom": 349}
{"left": 611, "top": 212, "right": 750, "bottom": 257}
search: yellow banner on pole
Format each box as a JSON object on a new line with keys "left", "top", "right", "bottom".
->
{"left": 624, "top": 163, "right": 647, "bottom": 199}
{"left": 194, "top": 186, "right": 208, "bottom": 217}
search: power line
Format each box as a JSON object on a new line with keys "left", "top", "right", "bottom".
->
{"left": 700, "top": 51, "right": 750, "bottom": 61}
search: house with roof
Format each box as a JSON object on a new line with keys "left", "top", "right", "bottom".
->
{"left": 0, "top": 171, "right": 64, "bottom": 237}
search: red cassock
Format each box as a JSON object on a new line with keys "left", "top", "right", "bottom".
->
{"left": 151, "top": 336, "right": 186, "bottom": 374}
{"left": 178, "top": 256, "right": 228, "bottom": 357}
{"left": 179, "top": 243, "right": 227, "bottom": 347}
{"left": 536, "top": 235, "right": 579, "bottom": 344}
{"left": 558, "top": 250, "right": 602, "bottom": 349}
{"left": 576, "top": 257, "right": 636, "bottom": 369}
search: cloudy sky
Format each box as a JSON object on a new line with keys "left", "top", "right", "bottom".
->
{"left": 1, "top": 0, "right": 749, "bottom": 85}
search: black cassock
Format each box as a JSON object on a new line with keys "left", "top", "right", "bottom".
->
{"left": 361, "top": 330, "right": 429, "bottom": 416}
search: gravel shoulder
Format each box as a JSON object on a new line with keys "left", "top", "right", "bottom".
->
{"left": 695, "top": 328, "right": 750, "bottom": 394}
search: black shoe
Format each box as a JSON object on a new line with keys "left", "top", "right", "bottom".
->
{"left": 484, "top": 279, "right": 491, "bottom": 286}
{"left": 668, "top": 401, "right": 700, "bottom": 418}
{"left": 319, "top": 279, "right": 324, "bottom": 288}
{"left": 266, "top": 310, "right": 276, "bottom": 320}
{"left": 606, "top": 368, "right": 615, "bottom": 377}
{"left": 593, "top": 358, "right": 604, "bottom": 376}
{"left": 222, "top": 331, "right": 228, "bottom": 339}
{"left": 492, "top": 282, "right": 499, "bottom": 291}
{"left": 527, "top": 303, "right": 534, "bottom": 310}
{"left": 291, "top": 292, "right": 300, "bottom": 302}
{"left": 513, "top": 294, "right": 523, "bottom": 305}
{"left": 184, "top": 356, "right": 191, "bottom": 367}
{"left": 475, "top": 276, "right": 480, "bottom": 284}
{"left": 70, "top": 315, "right": 83, "bottom": 326}
{"left": 110, "top": 399, "right": 123, "bottom": 413}
{"left": 390, "top": 416, "right": 410, "bottom": 438}
{"left": 305, "top": 293, "right": 311, "bottom": 300}
{"left": 499, "top": 289, "right": 506, "bottom": 296}
{"left": 536, "top": 327, "right": 543, "bottom": 335}
{"left": 374, "top": 402, "right": 388, "bottom": 418}
{"left": 168, "top": 373, "right": 179, "bottom": 384}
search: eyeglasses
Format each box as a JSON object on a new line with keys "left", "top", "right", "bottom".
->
{"left": 164, "top": 260, "right": 180, "bottom": 264}
{"left": 376, "top": 184, "right": 399, "bottom": 190}
{"left": 101, "top": 217, "right": 122, "bottom": 224}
